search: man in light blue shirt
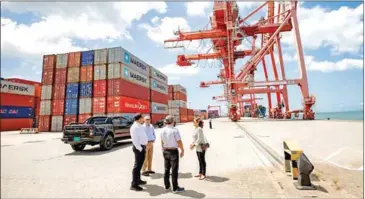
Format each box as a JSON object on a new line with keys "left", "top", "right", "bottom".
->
{"left": 142, "top": 115, "right": 156, "bottom": 176}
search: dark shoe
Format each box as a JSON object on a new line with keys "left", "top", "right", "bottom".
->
{"left": 130, "top": 186, "right": 143, "bottom": 191}
{"left": 147, "top": 170, "right": 155, "bottom": 174}
{"left": 173, "top": 187, "right": 185, "bottom": 193}
{"left": 139, "top": 180, "right": 147, "bottom": 185}
{"left": 142, "top": 172, "right": 150, "bottom": 176}
{"left": 165, "top": 186, "right": 171, "bottom": 191}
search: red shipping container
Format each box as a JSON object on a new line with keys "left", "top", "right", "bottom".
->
{"left": 174, "top": 91, "right": 187, "bottom": 101}
{"left": 53, "top": 85, "right": 66, "bottom": 100}
{"left": 64, "top": 115, "right": 77, "bottom": 126}
{"left": 1, "top": 93, "right": 35, "bottom": 107}
{"left": 54, "top": 68, "right": 67, "bottom": 85}
{"left": 188, "top": 115, "right": 194, "bottom": 122}
{"left": 93, "top": 97, "right": 106, "bottom": 114}
{"left": 179, "top": 107, "right": 188, "bottom": 118}
{"left": 169, "top": 92, "right": 173, "bottom": 100}
{"left": 42, "top": 68, "right": 54, "bottom": 85}
{"left": 34, "top": 97, "right": 41, "bottom": 117}
{"left": 119, "top": 78, "right": 150, "bottom": 101}
{"left": 78, "top": 114, "right": 92, "bottom": 123}
{"left": 107, "top": 96, "right": 121, "bottom": 113}
{"left": 0, "top": 118, "right": 33, "bottom": 131}
{"left": 43, "top": 55, "right": 56, "bottom": 70}
{"left": 119, "top": 96, "right": 150, "bottom": 113}
{"left": 107, "top": 79, "right": 121, "bottom": 96}
{"left": 68, "top": 52, "right": 81, "bottom": 67}
{"left": 38, "top": 116, "right": 51, "bottom": 132}
{"left": 168, "top": 85, "right": 173, "bottom": 93}
{"left": 52, "top": 100, "right": 65, "bottom": 115}
{"left": 151, "top": 113, "right": 168, "bottom": 124}
{"left": 151, "top": 90, "right": 168, "bottom": 104}
{"left": 80, "top": 66, "right": 93, "bottom": 82}
{"left": 94, "top": 80, "right": 107, "bottom": 97}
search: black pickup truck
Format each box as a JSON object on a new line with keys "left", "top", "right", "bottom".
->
{"left": 61, "top": 116, "right": 133, "bottom": 151}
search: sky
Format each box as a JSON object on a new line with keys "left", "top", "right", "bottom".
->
{"left": 1, "top": 1, "right": 364, "bottom": 114}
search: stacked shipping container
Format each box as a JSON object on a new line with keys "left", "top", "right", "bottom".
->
{"left": 168, "top": 84, "right": 188, "bottom": 123}
{"left": 150, "top": 67, "right": 168, "bottom": 124}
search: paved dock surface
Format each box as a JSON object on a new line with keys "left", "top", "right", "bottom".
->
{"left": 1, "top": 118, "right": 362, "bottom": 198}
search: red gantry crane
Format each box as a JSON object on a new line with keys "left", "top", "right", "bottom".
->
{"left": 164, "top": 1, "right": 315, "bottom": 121}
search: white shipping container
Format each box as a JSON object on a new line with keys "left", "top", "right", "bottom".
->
{"left": 107, "top": 113, "right": 123, "bottom": 117}
{"left": 168, "top": 107, "right": 180, "bottom": 115}
{"left": 79, "top": 98, "right": 92, "bottom": 114}
{"left": 41, "top": 85, "right": 52, "bottom": 100}
{"left": 108, "top": 63, "right": 121, "bottom": 79}
{"left": 151, "top": 78, "right": 168, "bottom": 95}
{"left": 121, "top": 65, "right": 149, "bottom": 88}
{"left": 108, "top": 47, "right": 150, "bottom": 75}
{"left": 108, "top": 47, "right": 123, "bottom": 64}
{"left": 56, "top": 53, "right": 68, "bottom": 68}
{"left": 150, "top": 66, "right": 168, "bottom": 85}
{"left": 172, "top": 84, "right": 187, "bottom": 94}
{"left": 151, "top": 102, "right": 168, "bottom": 114}
{"left": 0, "top": 80, "right": 35, "bottom": 96}
{"left": 168, "top": 100, "right": 187, "bottom": 108}
{"left": 93, "top": 113, "right": 107, "bottom": 117}
{"left": 94, "top": 48, "right": 108, "bottom": 65}
{"left": 51, "top": 116, "right": 63, "bottom": 132}
{"left": 40, "top": 100, "right": 51, "bottom": 115}
{"left": 94, "top": 64, "right": 107, "bottom": 80}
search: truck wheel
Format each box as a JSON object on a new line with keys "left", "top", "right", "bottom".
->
{"left": 100, "top": 135, "right": 114, "bottom": 151}
{"left": 71, "top": 144, "right": 85, "bottom": 151}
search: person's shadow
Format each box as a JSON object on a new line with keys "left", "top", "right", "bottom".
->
{"left": 143, "top": 184, "right": 206, "bottom": 198}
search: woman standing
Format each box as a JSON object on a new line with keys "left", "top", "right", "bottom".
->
{"left": 190, "top": 117, "right": 209, "bottom": 180}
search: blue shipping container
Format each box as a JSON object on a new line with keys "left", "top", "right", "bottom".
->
{"left": 65, "top": 99, "right": 79, "bottom": 115}
{"left": 66, "top": 83, "right": 79, "bottom": 99}
{"left": 80, "top": 82, "right": 92, "bottom": 98}
{"left": 0, "top": 106, "right": 34, "bottom": 118}
{"left": 81, "top": 50, "right": 94, "bottom": 66}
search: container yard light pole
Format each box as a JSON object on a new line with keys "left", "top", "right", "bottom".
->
{"left": 164, "top": 0, "right": 316, "bottom": 122}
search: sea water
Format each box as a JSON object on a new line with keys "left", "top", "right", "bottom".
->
{"left": 315, "top": 110, "right": 363, "bottom": 121}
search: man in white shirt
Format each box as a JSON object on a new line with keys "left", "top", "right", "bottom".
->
{"left": 160, "top": 115, "right": 185, "bottom": 193}
{"left": 130, "top": 113, "right": 148, "bottom": 191}
{"left": 142, "top": 115, "right": 156, "bottom": 176}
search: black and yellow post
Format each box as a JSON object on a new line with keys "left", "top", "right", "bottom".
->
{"left": 283, "top": 140, "right": 303, "bottom": 180}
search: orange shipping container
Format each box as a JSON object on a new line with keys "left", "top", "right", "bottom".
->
{"left": 43, "top": 55, "right": 56, "bottom": 70}
{"left": 80, "top": 66, "right": 93, "bottom": 82}
{"left": 173, "top": 91, "right": 187, "bottom": 101}
{"left": 42, "top": 68, "right": 54, "bottom": 85}
{"left": 68, "top": 52, "right": 81, "bottom": 67}
{"left": 64, "top": 115, "right": 77, "bottom": 126}
{"left": 67, "top": 67, "right": 80, "bottom": 83}
{"left": 52, "top": 100, "right": 65, "bottom": 115}
{"left": 0, "top": 118, "right": 33, "bottom": 131}
{"left": 38, "top": 116, "right": 51, "bottom": 132}
{"left": 54, "top": 68, "right": 67, "bottom": 85}
{"left": 78, "top": 114, "right": 91, "bottom": 123}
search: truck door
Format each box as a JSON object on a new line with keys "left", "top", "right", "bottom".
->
{"left": 119, "top": 117, "right": 132, "bottom": 137}
{"left": 111, "top": 117, "right": 123, "bottom": 138}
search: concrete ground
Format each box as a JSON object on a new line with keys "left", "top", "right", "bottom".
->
{"left": 1, "top": 118, "right": 361, "bottom": 198}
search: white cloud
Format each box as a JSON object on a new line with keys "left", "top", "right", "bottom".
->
{"left": 305, "top": 56, "right": 363, "bottom": 72}
{"left": 157, "top": 63, "right": 200, "bottom": 77}
{"left": 185, "top": 2, "right": 212, "bottom": 17}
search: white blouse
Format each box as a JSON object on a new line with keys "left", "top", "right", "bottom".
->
{"left": 192, "top": 127, "right": 206, "bottom": 152}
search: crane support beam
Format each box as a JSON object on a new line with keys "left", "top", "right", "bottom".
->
{"left": 179, "top": 50, "right": 253, "bottom": 61}
{"left": 237, "top": 87, "right": 283, "bottom": 95}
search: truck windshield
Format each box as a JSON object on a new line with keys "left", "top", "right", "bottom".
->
{"left": 88, "top": 117, "right": 107, "bottom": 124}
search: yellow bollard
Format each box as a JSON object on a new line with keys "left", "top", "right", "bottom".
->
{"left": 283, "top": 140, "right": 303, "bottom": 180}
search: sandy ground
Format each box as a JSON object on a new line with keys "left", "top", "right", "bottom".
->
{"left": 1, "top": 118, "right": 362, "bottom": 198}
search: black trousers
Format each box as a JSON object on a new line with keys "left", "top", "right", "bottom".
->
{"left": 209, "top": 122, "right": 212, "bottom": 129}
{"left": 131, "top": 145, "right": 146, "bottom": 187}
{"left": 163, "top": 149, "right": 179, "bottom": 190}
{"left": 197, "top": 151, "right": 206, "bottom": 175}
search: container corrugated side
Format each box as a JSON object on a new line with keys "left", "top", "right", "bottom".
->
{"left": 79, "top": 98, "right": 92, "bottom": 114}
{"left": 53, "top": 85, "right": 66, "bottom": 100}
{"left": 108, "top": 63, "right": 121, "bottom": 79}
{"left": 172, "top": 84, "right": 187, "bottom": 94}
{"left": 38, "top": 115, "right": 51, "bottom": 132}
{"left": 41, "top": 85, "right": 52, "bottom": 100}
{"left": 107, "top": 79, "right": 121, "bottom": 96}
{"left": 52, "top": 99, "right": 64, "bottom": 115}
{"left": 81, "top": 50, "right": 94, "bottom": 66}
{"left": 67, "top": 67, "right": 80, "bottom": 83}
{"left": 1, "top": 80, "right": 35, "bottom": 96}
{"left": 151, "top": 113, "right": 168, "bottom": 124}
{"left": 173, "top": 91, "right": 187, "bottom": 102}
{"left": 63, "top": 115, "right": 77, "bottom": 126}
{"left": 0, "top": 93, "right": 35, "bottom": 107}
{"left": 68, "top": 52, "right": 81, "bottom": 67}
{"left": 54, "top": 68, "right": 67, "bottom": 85}
{"left": 150, "top": 66, "right": 168, "bottom": 85}
{"left": 107, "top": 96, "right": 120, "bottom": 113}
{"left": 80, "top": 66, "right": 93, "bottom": 82}
{"left": 93, "top": 97, "right": 106, "bottom": 114}
{"left": 108, "top": 47, "right": 123, "bottom": 64}
{"left": 43, "top": 55, "right": 56, "bottom": 70}
{"left": 151, "top": 102, "right": 168, "bottom": 114}
{"left": 78, "top": 114, "right": 92, "bottom": 123}
{"left": 0, "top": 118, "right": 33, "bottom": 131}
{"left": 40, "top": 100, "right": 51, "bottom": 115}
{"left": 119, "top": 78, "right": 150, "bottom": 101}
{"left": 42, "top": 68, "right": 54, "bottom": 85}
{"left": 94, "top": 64, "right": 107, "bottom": 80}
{"left": 121, "top": 47, "right": 150, "bottom": 75}
{"left": 56, "top": 53, "right": 68, "bottom": 68}
{"left": 93, "top": 80, "right": 106, "bottom": 97}
{"left": 66, "top": 83, "right": 79, "bottom": 99}
{"left": 80, "top": 82, "right": 92, "bottom": 98}
{"left": 121, "top": 65, "right": 149, "bottom": 88}
{"left": 65, "top": 99, "right": 79, "bottom": 115}
{"left": 151, "top": 90, "right": 168, "bottom": 104}
{"left": 168, "top": 100, "right": 187, "bottom": 108}
{"left": 151, "top": 78, "right": 168, "bottom": 94}
{"left": 51, "top": 116, "right": 63, "bottom": 132}
{"left": 94, "top": 48, "right": 108, "bottom": 65}
{"left": 168, "top": 107, "right": 180, "bottom": 115}
{"left": 0, "top": 106, "right": 34, "bottom": 118}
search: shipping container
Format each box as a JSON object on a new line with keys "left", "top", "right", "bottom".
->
{"left": 120, "top": 78, "right": 150, "bottom": 101}
{"left": 107, "top": 96, "right": 150, "bottom": 114}
{"left": 80, "top": 82, "right": 92, "bottom": 98}
{"left": 43, "top": 55, "right": 56, "bottom": 70}
{"left": 120, "top": 113, "right": 150, "bottom": 121}
{"left": 168, "top": 107, "right": 180, "bottom": 116}
{"left": 107, "top": 79, "right": 121, "bottom": 96}
{"left": 80, "top": 66, "right": 93, "bottom": 82}
{"left": 108, "top": 63, "right": 121, "bottom": 79}
{"left": 121, "top": 65, "right": 149, "bottom": 88}
{"left": 56, "top": 53, "right": 68, "bottom": 68}
{"left": 41, "top": 85, "right": 52, "bottom": 100}
{"left": 168, "top": 100, "right": 187, "bottom": 108}
{"left": 0, "top": 93, "right": 35, "bottom": 107}
{"left": 172, "top": 84, "right": 187, "bottom": 94}
{"left": 53, "top": 85, "right": 66, "bottom": 100}
{"left": 78, "top": 114, "right": 91, "bottom": 123}
{"left": 93, "top": 80, "right": 107, "bottom": 97}
{"left": 0, "top": 106, "right": 34, "bottom": 118}
{"left": 54, "top": 68, "right": 67, "bottom": 85}
{"left": 64, "top": 115, "right": 77, "bottom": 126}
{"left": 67, "top": 67, "right": 80, "bottom": 83}
{"left": 168, "top": 92, "right": 173, "bottom": 100}
{"left": 188, "top": 115, "right": 194, "bottom": 122}
{"left": 168, "top": 85, "right": 173, "bottom": 93}
{"left": 34, "top": 97, "right": 41, "bottom": 117}
{"left": 108, "top": 47, "right": 150, "bottom": 75}
{"left": 52, "top": 100, "right": 64, "bottom": 115}
{"left": 151, "top": 78, "right": 168, "bottom": 94}
{"left": 151, "top": 113, "right": 168, "bottom": 124}
{"left": 107, "top": 96, "right": 121, "bottom": 113}
{"left": 5, "top": 78, "right": 41, "bottom": 96}
{"left": 94, "top": 64, "right": 107, "bottom": 80}
{"left": 38, "top": 115, "right": 51, "bottom": 132}
{"left": 66, "top": 83, "right": 79, "bottom": 99}
{"left": 68, "top": 52, "right": 81, "bottom": 67}
{"left": 151, "top": 102, "right": 168, "bottom": 114}
{"left": 93, "top": 97, "right": 106, "bottom": 114}
{"left": 42, "top": 68, "right": 54, "bottom": 85}
{"left": 94, "top": 48, "right": 108, "bottom": 65}
{"left": 81, "top": 50, "right": 94, "bottom": 66}
{"left": 51, "top": 116, "right": 63, "bottom": 132}
{"left": 150, "top": 66, "right": 168, "bottom": 85}
{"left": 173, "top": 91, "right": 187, "bottom": 102}
{"left": 40, "top": 100, "right": 51, "bottom": 115}
{"left": 179, "top": 107, "right": 188, "bottom": 117}
{"left": 79, "top": 98, "right": 92, "bottom": 114}
{"left": 0, "top": 118, "right": 33, "bottom": 131}
{"left": 151, "top": 90, "right": 168, "bottom": 104}
{"left": 1, "top": 80, "right": 35, "bottom": 96}
{"left": 93, "top": 113, "right": 106, "bottom": 117}
{"left": 65, "top": 99, "right": 79, "bottom": 115}
{"left": 108, "top": 47, "right": 123, "bottom": 64}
